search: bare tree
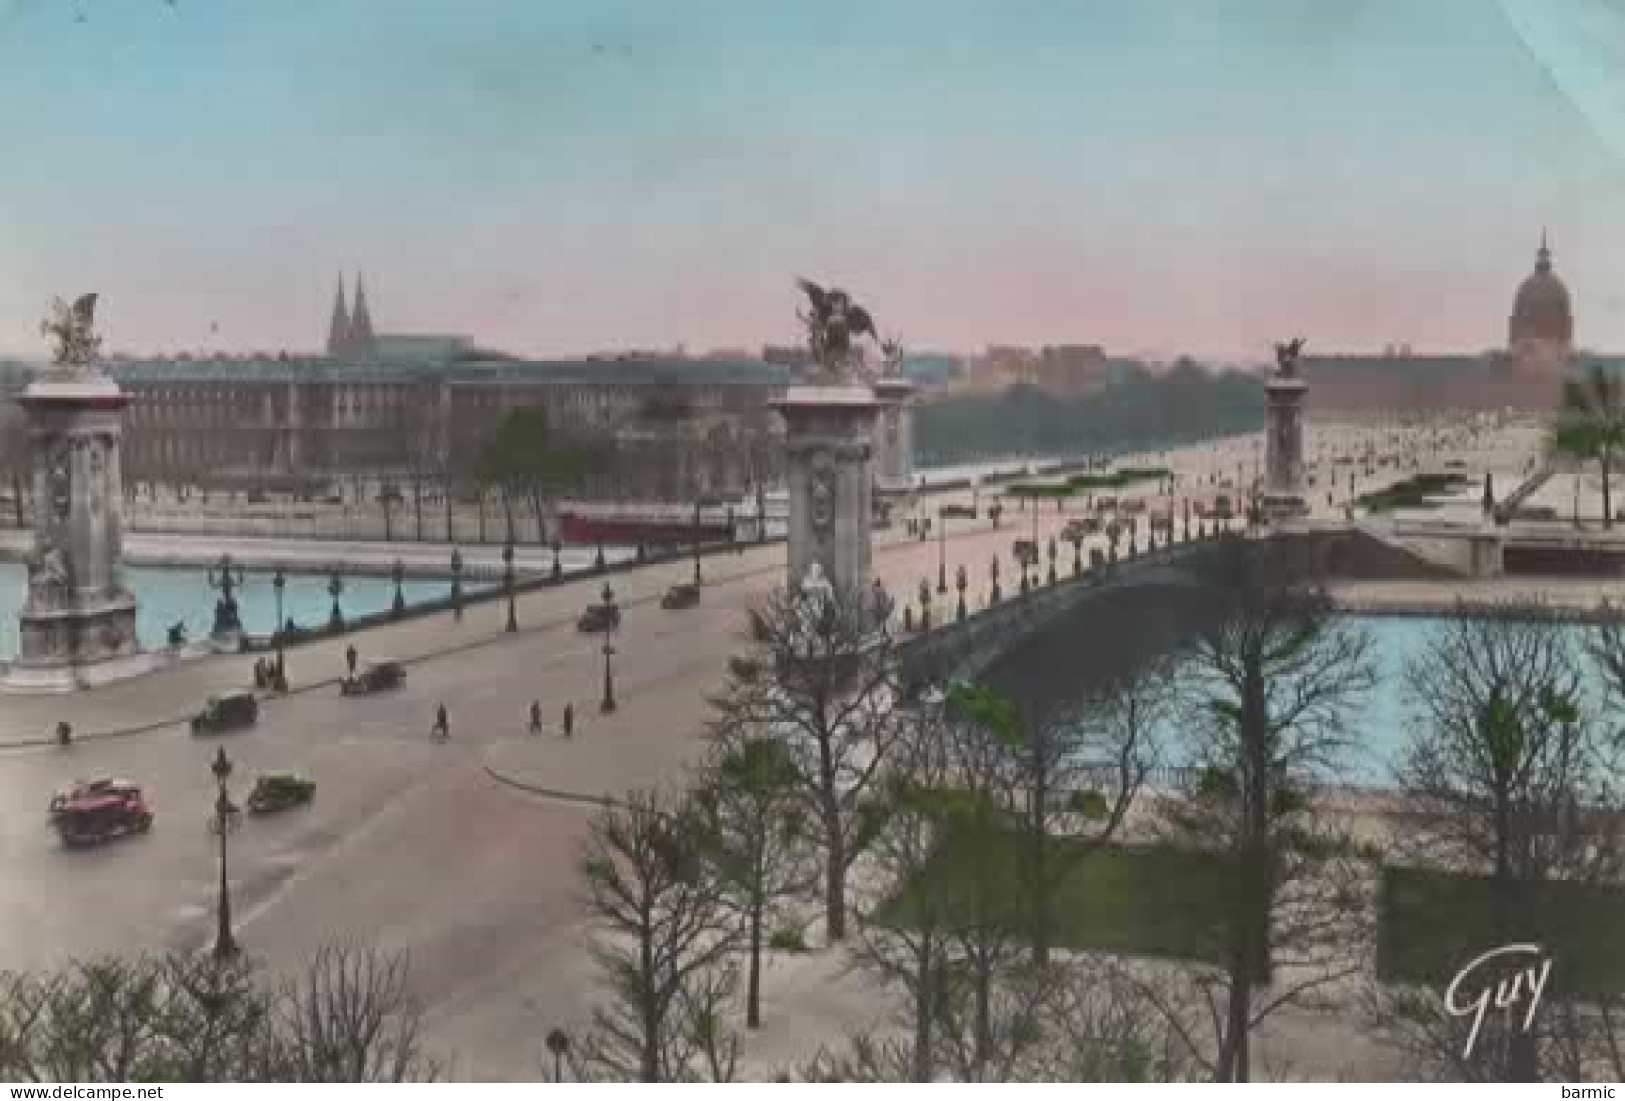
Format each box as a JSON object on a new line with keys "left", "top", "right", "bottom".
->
{"left": 578, "top": 788, "right": 738, "bottom": 1082}
{"left": 1155, "top": 537, "right": 1377, "bottom": 1082}
{"left": 267, "top": 944, "right": 441, "bottom": 1082}
{"left": 692, "top": 732, "right": 813, "bottom": 1029}
{"left": 711, "top": 583, "right": 903, "bottom": 942}
{"left": 1366, "top": 604, "right": 1625, "bottom": 1082}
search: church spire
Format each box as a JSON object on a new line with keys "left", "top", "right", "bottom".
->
{"left": 326, "top": 274, "right": 350, "bottom": 356}
{"left": 348, "top": 273, "right": 375, "bottom": 356}
{"left": 1537, "top": 228, "right": 1552, "bottom": 273}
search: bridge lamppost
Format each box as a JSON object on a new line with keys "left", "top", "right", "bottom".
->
{"left": 208, "top": 746, "right": 241, "bottom": 960}
{"left": 503, "top": 541, "right": 518, "bottom": 632}
{"left": 271, "top": 567, "right": 286, "bottom": 676}
{"left": 936, "top": 508, "right": 948, "bottom": 595}
{"left": 326, "top": 570, "right": 345, "bottom": 630}
{"left": 391, "top": 557, "right": 407, "bottom": 616}
{"left": 599, "top": 583, "right": 618, "bottom": 714}
{"left": 450, "top": 549, "right": 464, "bottom": 620}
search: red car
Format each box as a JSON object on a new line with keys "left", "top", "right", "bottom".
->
{"left": 49, "top": 778, "right": 153, "bottom": 848}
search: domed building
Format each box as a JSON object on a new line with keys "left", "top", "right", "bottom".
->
{"left": 1508, "top": 231, "right": 1573, "bottom": 353}
{"left": 1304, "top": 232, "right": 1621, "bottom": 418}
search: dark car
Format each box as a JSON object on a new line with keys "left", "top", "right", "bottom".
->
{"left": 660, "top": 583, "right": 700, "bottom": 610}
{"left": 940, "top": 503, "right": 977, "bottom": 520}
{"left": 247, "top": 773, "right": 316, "bottom": 814}
{"left": 577, "top": 603, "right": 621, "bottom": 633}
{"left": 190, "top": 691, "right": 259, "bottom": 736}
{"left": 340, "top": 659, "right": 406, "bottom": 697}
{"left": 50, "top": 778, "right": 153, "bottom": 847}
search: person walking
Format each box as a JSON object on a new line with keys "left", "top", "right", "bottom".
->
{"left": 528, "top": 700, "right": 543, "bottom": 734}
{"left": 562, "top": 702, "right": 574, "bottom": 739}
{"left": 345, "top": 644, "right": 358, "bottom": 678}
{"left": 432, "top": 703, "right": 449, "bottom": 741}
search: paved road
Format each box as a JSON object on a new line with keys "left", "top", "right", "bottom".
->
{"left": 0, "top": 422, "right": 1535, "bottom": 1079}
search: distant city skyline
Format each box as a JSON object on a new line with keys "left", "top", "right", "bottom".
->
{"left": 5, "top": 0, "right": 1625, "bottom": 361}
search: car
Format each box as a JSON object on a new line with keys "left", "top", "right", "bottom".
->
{"left": 49, "top": 778, "right": 153, "bottom": 847}
{"left": 660, "top": 583, "right": 700, "bottom": 610}
{"left": 939, "top": 503, "right": 977, "bottom": 520}
{"left": 577, "top": 602, "right": 621, "bottom": 633}
{"left": 246, "top": 773, "right": 316, "bottom": 814}
{"left": 190, "top": 691, "right": 259, "bottom": 736}
{"left": 340, "top": 659, "right": 406, "bottom": 697}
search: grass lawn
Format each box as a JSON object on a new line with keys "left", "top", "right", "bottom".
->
{"left": 1378, "top": 866, "right": 1625, "bottom": 996}
{"left": 1355, "top": 473, "right": 1469, "bottom": 513}
{"left": 878, "top": 834, "right": 1234, "bottom": 966}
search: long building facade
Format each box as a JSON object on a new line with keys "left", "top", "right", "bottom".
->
{"left": 1304, "top": 234, "right": 1625, "bottom": 417}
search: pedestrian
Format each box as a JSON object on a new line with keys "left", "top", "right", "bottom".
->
{"left": 529, "top": 700, "right": 542, "bottom": 734}
{"left": 345, "top": 644, "right": 358, "bottom": 677}
{"left": 562, "top": 701, "right": 574, "bottom": 739}
{"left": 433, "top": 703, "right": 449, "bottom": 741}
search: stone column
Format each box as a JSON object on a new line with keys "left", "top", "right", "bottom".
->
{"left": 774, "top": 385, "right": 879, "bottom": 599}
{"left": 5, "top": 374, "right": 154, "bottom": 692}
{"left": 871, "top": 375, "right": 916, "bottom": 495}
{"left": 1261, "top": 374, "right": 1310, "bottom": 523}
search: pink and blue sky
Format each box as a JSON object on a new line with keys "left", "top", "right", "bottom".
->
{"left": 3, "top": 0, "right": 1625, "bottom": 361}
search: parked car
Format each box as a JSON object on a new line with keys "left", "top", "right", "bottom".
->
{"left": 247, "top": 773, "right": 316, "bottom": 814}
{"left": 49, "top": 778, "right": 153, "bottom": 847}
{"left": 340, "top": 659, "right": 406, "bottom": 697}
{"left": 940, "top": 504, "right": 977, "bottom": 520}
{"left": 660, "top": 583, "right": 700, "bottom": 610}
{"left": 577, "top": 602, "right": 621, "bottom": 633}
{"left": 190, "top": 691, "right": 259, "bottom": 736}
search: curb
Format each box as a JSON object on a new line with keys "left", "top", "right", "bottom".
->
{"left": 480, "top": 761, "right": 618, "bottom": 811}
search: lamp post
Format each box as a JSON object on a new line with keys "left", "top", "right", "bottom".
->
{"left": 599, "top": 583, "right": 618, "bottom": 714}
{"left": 550, "top": 539, "right": 562, "bottom": 582}
{"left": 271, "top": 567, "right": 286, "bottom": 676}
{"left": 391, "top": 558, "right": 406, "bottom": 616}
{"left": 503, "top": 541, "right": 517, "bottom": 632}
{"left": 936, "top": 508, "right": 948, "bottom": 594}
{"left": 326, "top": 570, "right": 345, "bottom": 630}
{"left": 450, "top": 548, "right": 464, "bottom": 620}
{"left": 209, "top": 746, "right": 241, "bottom": 959}
{"left": 955, "top": 564, "right": 967, "bottom": 621}
{"left": 990, "top": 555, "right": 1001, "bottom": 604}
{"left": 1070, "top": 534, "right": 1083, "bottom": 577}
{"left": 1047, "top": 536, "right": 1057, "bottom": 584}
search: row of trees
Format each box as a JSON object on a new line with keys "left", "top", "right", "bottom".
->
{"left": 912, "top": 363, "right": 1265, "bottom": 466}
{"left": 566, "top": 538, "right": 1625, "bottom": 1082}
{"left": 0, "top": 946, "right": 441, "bottom": 1082}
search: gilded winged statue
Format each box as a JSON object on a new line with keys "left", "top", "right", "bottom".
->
{"left": 796, "top": 278, "right": 880, "bottom": 381}
{"left": 1274, "top": 336, "right": 1306, "bottom": 378}
{"left": 40, "top": 293, "right": 103, "bottom": 373}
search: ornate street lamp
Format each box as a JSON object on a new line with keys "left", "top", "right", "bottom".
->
{"left": 209, "top": 746, "right": 241, "bottom": 959}
{"left": 503, "top": 541, "right": 518, "bottom": 632}
{"left": 955, "top": 564, "right": 967, "bottom": 621}
{"left": 271, "top": 566, "right": 286, "bottom": 676}
{"left": 206, "top": 553, "right": 245, "bottom": 635}
{"left": 391, "top": 558, "right": 406, "bottom": 616}
{"left": 326, "top": 570, "right": 345, "bottom": 629}
{"left": 450, "top": 548, "right": 464, "bottom": 621}
{"left": 599, "top": 583, "right": 618, "bottom": 714}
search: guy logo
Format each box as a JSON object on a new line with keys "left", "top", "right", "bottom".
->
{"left": 1444, "top": 943, "right": 1552, "bottom": 1062}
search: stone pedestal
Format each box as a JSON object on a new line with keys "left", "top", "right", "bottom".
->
{"left": 774, "top": 385, "right": 880, "bottom": 600}
{"left": 871, "top": 376, "right": 916, "bottom": 498}
{"left": 1261, "top": 376, "right": 1310, "bottom": 523}
{"left": 3, "top": 375, "right": 154, "bottom": 694}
